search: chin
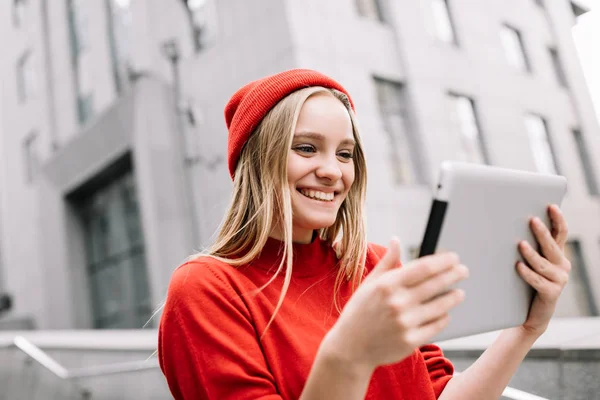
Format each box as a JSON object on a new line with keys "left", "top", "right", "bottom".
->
{"left": 297, "top": 216, "right": 338, "bottom": 231}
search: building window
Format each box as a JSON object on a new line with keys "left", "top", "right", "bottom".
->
{"left": 12, "top": 0, "right": 27, "bottom": 27}
{"left": 68, "top": 0, "right": 89, "bottom": 55}
{"left": 68, "top": 0, "right": 94, "bottom": 124}
{"left": 16, "top": 51, "right": 35, "bottom": 103}
{"left": 185, "top": 0, "right": 219, "bottom": 52}
{"left": 549, "top": 47, "right": 568, "bottom": 88}
{"left": 431, "top": 0, "right": 457, "bottom": 44}
{"left": 524, "top": 114, "right": 558, "bottom": 174}
{"left": 500, "top": 24, "right": 530, "bottom": 72}
{"left": 571, "top": 1, "right": 588, "bottom": 19}
{"left": 79, "top": 171, "right": 152, "bottom": 329}
{"left": 22, "top": 131, "right": 39, "bottom": 183}
{"left": 107, "top": 0, "right": 132, "bottom": 93}
{"left": 572, "top": 128, "right": 598, "bottom": 195}
{"left": 77, "top": 93, "right": 94, "bottom": 125}
{"left": 374, "top": 78, "right": 419, "bottom": 185}
{"left": 448, "top": 94, "right": 488, "bottom": 164}
{"left": 555, "top": 241, "right": 598, "bottom": 317}
{"left": 355, "top": 0, "right": 385, "bottom": 22}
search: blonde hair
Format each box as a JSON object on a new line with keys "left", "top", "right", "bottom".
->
{"left": 195, "top": 87, "right": 368, "bottom": 333}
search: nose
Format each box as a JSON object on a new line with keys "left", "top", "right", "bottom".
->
{"left": 316, "top": 154, "right": 343, "bottom": 181}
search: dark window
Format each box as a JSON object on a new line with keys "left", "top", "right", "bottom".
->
{"left": 16, "top": 51, "right": 35, "bottom": 103}
{"left": 572, "top": 128, "right": 599, "bottom": 195}
{"left": 524, "top": 114, "right": 559, "bottom": 174}
{"left": 22, "top": 131, "right": 39, "bottom": 183}
{"left": 549, "top": 47, "right": 568, "bottom": 87}
{"left": 184, "top": 0, "right": 219, "bottom": 52}
{"left": 448, "top": 93, "right": 488, "bottom": 164}
{"left": 571, "top": 1, "right": 588, "bottom": 18}
{"left": 558, "top": 241, "right": 598, "bottom": 316}
{"left": 107, "top": 0, "right": 132, "bottom": 94}
{"left": 12, "top": 0, "right": 27, "bottom": 27}
{"left": 68, "top": 0, "right": 88, "bottom": 55}
{"left": 500, "top": 24, "right": 530, "bottom": 72}
{"left": 77, "top": 93, "right": 94, "bottom": 125}
{"left": 374, "top": 78, "right": 420, "bottom": 185}
{"left": 68, "top": 0, "right": 95, "bottom": 125}
{"left": 431, "top": 0, "right": 458, "bottom": 45}
{"left": 78, "top": 171, "right": 152, "bottom": 329}
{"left": 355, "top": 0, "right": 385, "bottom": 22}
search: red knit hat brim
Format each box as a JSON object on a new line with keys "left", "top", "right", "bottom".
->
{"left": 224, "top": 69, "right": 355, "bottom": 178}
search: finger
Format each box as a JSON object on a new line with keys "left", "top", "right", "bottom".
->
{"left": 530, "top": 217, "right": 563, "bottom": 265}
{"left": 411, "top": 264, "right": 469, "bottom": 302}
{"left": 404, "top": 315, "right": 451, "bottom": 346}
{"left": 518, "top": 240, "right": 566, "bottom": 284}
{"left": 395, "top": 252, "right": 461, "bottom": 287}
{"left": 399, "top": 289, "right": 465, "bottom": 328}
{"left": 548, "top": 205, "right": 568, "bottom": 249}
{"left": 370, "top": 237, "right": 402, "bottom": 278}
{"left": 516, "top": 262, "right": 562, "bottom": 299}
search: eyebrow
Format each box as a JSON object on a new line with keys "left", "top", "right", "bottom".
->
{"left": 293, "top": 131, "right": 356, "bottom": 146}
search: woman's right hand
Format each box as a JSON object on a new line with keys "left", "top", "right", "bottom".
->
{"left": 321, "top": 237, "right": 468, "bottom": 372}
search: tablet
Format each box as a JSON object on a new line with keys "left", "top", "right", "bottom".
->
{"left": 419, "top": 161, "right": 568, "bottom": 342}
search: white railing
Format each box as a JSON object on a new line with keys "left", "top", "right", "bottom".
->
{"left": 0, "top": 333, "right": 160, "bottom": 399}
{"left": 11, "top": 335, "right": 159, "bottom": 379}
{"left": 502, "top": 386, "right": 549, "bottom": 400}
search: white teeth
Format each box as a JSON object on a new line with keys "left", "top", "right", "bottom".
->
{"left": 300, "top": 189, "right": 334, "bottom": 201}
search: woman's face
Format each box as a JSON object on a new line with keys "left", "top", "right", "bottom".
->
{"left": 287, "top": 93, "right": 356, "bottom": 243}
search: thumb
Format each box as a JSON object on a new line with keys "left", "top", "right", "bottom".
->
{"left": 370, "top": 237, "right": 402, "bottom": 278}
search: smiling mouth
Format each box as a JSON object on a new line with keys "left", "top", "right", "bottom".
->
{"left": 297, "top": 188, "right": 336, "bottom": 202}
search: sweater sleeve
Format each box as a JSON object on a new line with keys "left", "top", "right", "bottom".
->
{"left": 419, "top": 344, "right": 454, "bottom": 398}
{"left": 158, "top": 259, "right": 282, "bottom": 400}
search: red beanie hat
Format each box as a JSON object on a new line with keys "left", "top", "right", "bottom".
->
{"left": 224, "top": 69, "right": 355, "bottom": 179}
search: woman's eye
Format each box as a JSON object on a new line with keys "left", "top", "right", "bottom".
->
{"left": 338, "top": 151, "right": 354, "bottom": 160}
{"left": 295, "top": 144, "right": 316, "bottom": 153}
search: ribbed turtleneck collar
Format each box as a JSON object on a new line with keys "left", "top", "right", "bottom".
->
{"left": 250, "top": 234, "right": 338, "bottom": 278}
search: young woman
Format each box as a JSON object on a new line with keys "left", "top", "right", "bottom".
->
{"left": 158, "top": 69, "right": 571, "bottom": 399}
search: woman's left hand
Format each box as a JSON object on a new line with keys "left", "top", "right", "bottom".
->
{"left": 517, "top": 204, "right": 571, "bottom": 336}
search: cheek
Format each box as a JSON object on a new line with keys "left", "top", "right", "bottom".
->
{"left": 287, "top": 153, "right": 309, "bottom": 184}
{"left": 343, "top": 164, "right": 356, "bottom": 190}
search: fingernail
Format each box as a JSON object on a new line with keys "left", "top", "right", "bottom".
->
{"left": 460, "top": 264, "right": 469, "bottom": 277}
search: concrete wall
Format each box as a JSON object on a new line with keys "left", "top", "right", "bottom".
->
{"left": 448, "top": 349, "right": 600, "bottom": 400}
{"left": 0, "top": 0, "right": 48, "bottom": 326}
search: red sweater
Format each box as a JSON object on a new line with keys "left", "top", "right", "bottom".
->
{"left": 158, "top": 236, "right": 454, "bottom": 399}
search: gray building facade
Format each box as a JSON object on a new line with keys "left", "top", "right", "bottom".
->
{"left": 0, "top": 0, "right": 598, "bottom": 331}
